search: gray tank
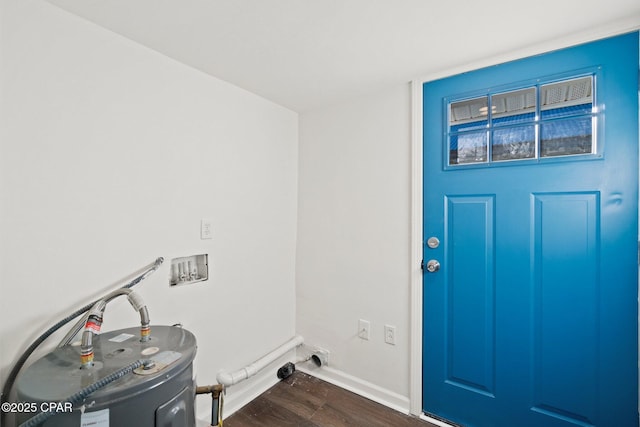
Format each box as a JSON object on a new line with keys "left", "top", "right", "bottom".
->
{"left": 15, "top": 325, "right": 197, "bottom": 427}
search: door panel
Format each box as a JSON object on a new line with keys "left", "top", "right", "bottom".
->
{"left": 446, "top": 195, "right": 496, "bottom": 397}
{"left": 422, "top": 32, "right": 639, "bottom": 427}
{"left": 531, "top": 192, "right": 599, "bottom": 426}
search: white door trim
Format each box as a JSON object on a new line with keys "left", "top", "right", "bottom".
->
{"left": 409, "top": 78, "right": 424, "bottom": 416}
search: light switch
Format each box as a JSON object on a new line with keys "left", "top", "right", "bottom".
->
{"left": 201, "top": 219, "right": 213, "bottom": 240}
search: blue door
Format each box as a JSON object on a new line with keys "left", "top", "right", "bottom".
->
{"left": 422, "top": 32, "right": 639, "bottom": 427}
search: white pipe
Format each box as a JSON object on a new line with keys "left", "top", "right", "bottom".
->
{"left": 216, "top": 335, "right": 304, "bottom": 386}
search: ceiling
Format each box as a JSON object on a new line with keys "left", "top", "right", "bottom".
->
{"left": 47, "top": 0, "right": 640, "bottom": 112}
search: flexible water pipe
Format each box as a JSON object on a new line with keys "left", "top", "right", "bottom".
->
{"left": 0, "top": 257, "right": 163, "bottom": 427}
{"left": 216, "top": 335, "right": 304, "bottom": 386}
{"left": 59, "top": 286, "right": 150, "bottom": 347}
{"left": 79, "top": 289, "right": 151, "bottom": 368}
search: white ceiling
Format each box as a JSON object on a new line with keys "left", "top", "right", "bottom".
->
{"left": 48, "top": 0, "right": 640, "bottom": 112}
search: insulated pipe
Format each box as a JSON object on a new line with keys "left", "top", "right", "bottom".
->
{"left": 216, "top": 335, "right": 304, "bottom": 386}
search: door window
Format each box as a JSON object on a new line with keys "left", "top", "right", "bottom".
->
{"left": 447, "top": 75, "right": 595, "bottom": 167}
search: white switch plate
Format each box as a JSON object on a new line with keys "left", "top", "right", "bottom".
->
{"left": 200, "top": 219, "right": 213, "bottom": 240}
{"left": 384, "top": 324, "right": 396, "bottom": 345}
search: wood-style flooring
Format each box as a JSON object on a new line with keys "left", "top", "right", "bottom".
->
{"left": 224, "top": 371, "right": 438, "bottom": 427}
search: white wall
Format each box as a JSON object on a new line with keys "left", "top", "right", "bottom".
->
{"left": 5, "top": 1, "right": 635, "bottom": 424}
{"left": 296, "top": 84, "right": 413, "bottom": 409}
{"left": 0, "top": 0, "right": 298, "bottom": 419}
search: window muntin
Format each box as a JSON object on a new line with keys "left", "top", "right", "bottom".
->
{"left": 447, "top": 76, "right": 595, "bottom": 167}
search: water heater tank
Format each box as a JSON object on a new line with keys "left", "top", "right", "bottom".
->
{"left": 15, "top": 325, "right": 197, "bottom": 427}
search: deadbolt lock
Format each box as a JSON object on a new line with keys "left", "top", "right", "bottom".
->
{"left": 427, "top": 237, "right": 440, "bottom": 249}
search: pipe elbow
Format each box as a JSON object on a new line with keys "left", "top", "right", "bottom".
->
{"left": 216, "top": 370, "right": 238, "bottom": 386}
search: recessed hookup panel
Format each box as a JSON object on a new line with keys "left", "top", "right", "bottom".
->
{"left": 170, "top": 254, "right": 208, "bottom": 286}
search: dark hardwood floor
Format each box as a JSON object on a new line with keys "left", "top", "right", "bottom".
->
{"left": 223, "top": 371, "right": 438, "bottom": 427}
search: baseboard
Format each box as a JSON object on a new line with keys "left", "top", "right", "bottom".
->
{"left": 197, "top": 353, "right": 415, "bottom": 423}
{"left": 297, "top": 362, "right": 412, "bottom": 415}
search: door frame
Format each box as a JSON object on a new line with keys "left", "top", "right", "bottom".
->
{"left": 408, "top": 26, "right": 640, "bottom": 424}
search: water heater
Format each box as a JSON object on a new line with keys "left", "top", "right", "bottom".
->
{"left": 15, "top": 325, "right": 197, "bottom": 427}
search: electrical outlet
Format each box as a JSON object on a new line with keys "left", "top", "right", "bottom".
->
{"left": 358, "top": 319, "right": 370, "bottom": 340}
{"left": 384, "top": 325, "right": 396, "bottom": 345}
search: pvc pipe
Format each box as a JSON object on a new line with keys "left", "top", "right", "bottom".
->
{"left": 311, "top": 351, "right": 329, "bottom": 368}
{"left": 216, "top": 335, "right": 304, "bottom": 386}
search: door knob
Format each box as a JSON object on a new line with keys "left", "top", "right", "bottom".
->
{"left": 425, "top": 259, "right": 440, "bottom": 273}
